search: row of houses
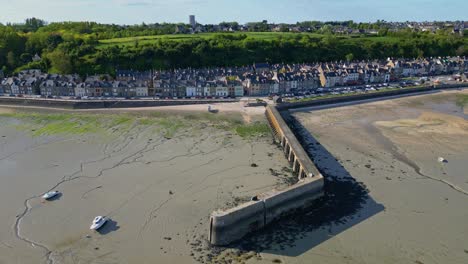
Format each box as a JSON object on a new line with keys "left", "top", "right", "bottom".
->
{"left": 1, "top": 57, "right": 467, "bottom": 97}
{"left": 0, "top": 74, "right": 151, "bottom": 98}
{"left": 0, "top": 71, "right": 244, "bottom": 98}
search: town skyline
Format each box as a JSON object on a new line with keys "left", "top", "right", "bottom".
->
{"left": 1, "top": 0, "right": 467, "bottom": 25}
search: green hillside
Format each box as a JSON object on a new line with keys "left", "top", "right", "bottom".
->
{"left": 0, "top": 19, "right": 466, "bottom": 76}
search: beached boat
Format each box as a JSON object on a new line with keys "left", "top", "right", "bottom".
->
{"left": 90, "top": 216, "right": 108, "bottom": 230}
{"left": 42, "top": 191, "right": 59, "bottom": 200}
{"left": 208, "top": 105, "right": 219, "bottom": 113}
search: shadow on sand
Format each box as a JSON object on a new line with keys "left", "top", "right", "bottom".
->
{"left": 97, "top": 219, "right": 120, "bottom": 235}
{"left": 223, "top": 112, "right": 385, "bottom": 257}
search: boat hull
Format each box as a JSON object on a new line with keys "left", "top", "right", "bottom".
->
{"left": 90, "top": 218, "right": 107, "bottom": 230}
{"left": 42, "top": 191, "right": 59, "bottom": 200}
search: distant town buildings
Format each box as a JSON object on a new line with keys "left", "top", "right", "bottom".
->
{"left": 168, "top": 20, "right": 467, "bottom": 35}
{"left": 1, "top": 57, "right": 467, "bottom": 98}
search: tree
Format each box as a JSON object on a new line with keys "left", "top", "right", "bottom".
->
{"left": 7, "top": 51, "right": 17, "bottom": 68}
{"left": 46, "top": 34, "right": 64, "bottom": 50}
{"left": 280, "top": 24, "right": 290, "bottom": 32}
{"left": 378, "top": 28, "right": 388, "bottom": 36}
{"left": 47, "top": 50, "right": 72, "bottom": 73}
{"left": 24, "top": 18, "right": 46, "bottom": 32}
{"left": 320, "top": 24, "right": 333, "bottom": 34}
{"left": 20, "top": 53, "right": 32, "bottom": 63}
{"left": 455, "top": 45, "right": 467, "bottom": 56}
{"left": 346, "top": 53, "right": 354, "bottom": 62}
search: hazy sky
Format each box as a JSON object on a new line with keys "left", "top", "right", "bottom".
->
{"left": 0, "top": 0, "right": 466, "bottom": 25}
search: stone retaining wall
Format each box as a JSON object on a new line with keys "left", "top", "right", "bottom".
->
{"left": 0, "top": 97, "right": 238, "bottom": 109}
{"left": 277, "top": 84, "right": 466, "bottom": 110}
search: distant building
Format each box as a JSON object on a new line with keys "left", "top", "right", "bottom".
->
{"left": 136, "top": 86, "right": 148, "bottom": 97}
{"left": 175, "top": 25, "right": 187, "bottom": 34}
{"left": 189, "top": 15, "right": 196, "bottom": 28}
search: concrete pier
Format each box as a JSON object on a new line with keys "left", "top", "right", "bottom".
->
{"left": 209, "top": 200, "right": 265, "bottom": 246}
{"left": 209, "top": 176, "right": 324, "bottom": 246}
{"left": 266, "top": 105, "right": 322, "bottom": 179}
{"left": 209, "top": 105, "right": 324, "bottom": 246}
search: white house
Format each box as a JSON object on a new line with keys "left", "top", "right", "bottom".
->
{"left": 270, "top": 81, "right": 279, "bottom": 94}
{"left": 203, "top": 86, "right": 211, "bottom": 96}
{"left": 74, "top": 85, "right": 87, "bottom": 97}
{"left": 234, "top": 86, "right": 244, "bottom": 97}
{"left": 215, "top": 86, "right": 228, "bottom": 97}
{"left": 186, "top": 86, "right": 196, "bottom": 97}
{"left": 344, "top": 69, "right": 359, "bottom": 84}
{"left": 136, "top": 86, "right": 148, "bottom": 97}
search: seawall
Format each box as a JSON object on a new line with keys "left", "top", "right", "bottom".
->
{"left": 277, "top": 84, "right": 466, "bottom": 110}
{"left": 209, "top": 105, "right": 324, "bottom": 246}
{"left": 0, "top": 97, "right": 238, "bottom": 109}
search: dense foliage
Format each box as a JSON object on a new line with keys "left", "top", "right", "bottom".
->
{"left": 0, "top": 19, "right": 467, "bottom": 76}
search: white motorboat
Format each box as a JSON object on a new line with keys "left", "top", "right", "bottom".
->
{"left": 42, "top": 191, "right": 59, "bottom": 200}
{"left": 90, "top": 216, "right": 108, "bottom": 230}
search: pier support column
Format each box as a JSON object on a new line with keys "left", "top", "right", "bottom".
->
{"left": 292, "top": 157, "right": 299, "bottom": 172}
{"left": 298, "top": 167, "right": 304, "bottom": 180}
{"left": 288, "top": 147, "right": 294, "bottom": 162}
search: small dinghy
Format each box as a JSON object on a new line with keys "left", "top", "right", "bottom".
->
{"left": 90, "top": 216, "right": 108, "bottom": 230}
{"left": 42, "top": 191, "right": 59, "bottom": 200}
{"left": 438, "top": 157, "right": 447, "bottom": 163}
{"left": 208, "top": 105, "right": 219, "bottom": 113}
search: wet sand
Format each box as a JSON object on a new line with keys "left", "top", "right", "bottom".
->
{"left": 284, "top": 89, "right": 468, "bottom": 264}
{"left": 0, "top": 107, "right": 293, "bottom": 264}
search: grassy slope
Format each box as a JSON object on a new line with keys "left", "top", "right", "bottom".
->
{"left": 97, "top": 32, "right": 398, "bottom": 48}
{"left": 98, "top": 32, "right": 468, "bottom": 47}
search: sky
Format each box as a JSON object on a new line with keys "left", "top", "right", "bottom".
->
{"left": 0, "top": 0, "right": 466, "bottom": 25}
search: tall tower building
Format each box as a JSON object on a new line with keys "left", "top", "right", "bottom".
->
{"left": 189, "top": 15, "right": 196, "bottom": 28}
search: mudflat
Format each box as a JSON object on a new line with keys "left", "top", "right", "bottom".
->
{"left": 287, "top": 89, "right": 468, "bottom": 264}
{"left": 1, "top": 90, "right": 467, "bottom": 264}
{"left": 0, "top": 106, "right": 294, "bottom": 264}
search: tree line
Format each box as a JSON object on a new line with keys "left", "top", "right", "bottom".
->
{"left": 0, "top": 19, "right": 466, "bottom": 76}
